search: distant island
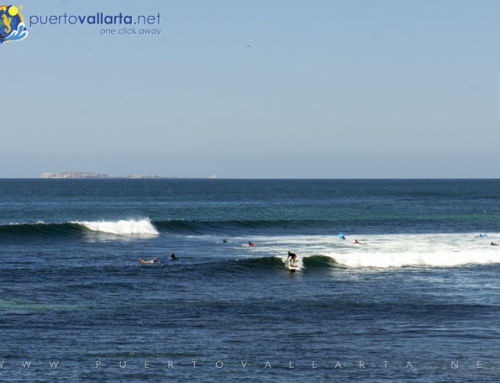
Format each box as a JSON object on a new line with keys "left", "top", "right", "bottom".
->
{"left": 41, "top": 171, "right": 217, "bottom": 179}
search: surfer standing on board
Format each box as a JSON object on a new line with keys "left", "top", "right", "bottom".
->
{"left": 287, "top": 251, "right": 297, "bottom": 267}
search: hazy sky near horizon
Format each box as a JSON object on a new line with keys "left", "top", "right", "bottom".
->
{"left": 3, "top": 0, "right": 500, "bottom": 178}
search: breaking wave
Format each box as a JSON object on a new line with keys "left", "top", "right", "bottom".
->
{"left": 74, "top": 219, "right": 159, "bottom": 236}
{"left": 0, "top": 218, "right": 159, "bottom": 239}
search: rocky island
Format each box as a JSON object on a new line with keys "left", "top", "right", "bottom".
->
{"left": 41, "top": 171, "right": 161, "bottom": 179}
{"left": 40, "top": 171, "right": 217, "bottom": 179}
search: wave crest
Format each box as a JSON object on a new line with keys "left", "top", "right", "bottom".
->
{"left": 73, "top": 219, "right": 159, "bottom": 236}
{"left": 0, "top": 219, "right": 159, "bottom": 239}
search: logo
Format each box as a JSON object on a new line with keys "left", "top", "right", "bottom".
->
{"left": 0, "top": 5, "right": 28, "bottom": 44}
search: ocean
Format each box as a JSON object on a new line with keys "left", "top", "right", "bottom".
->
{"left": 0, "top": 179, "right": 499, "bottom": 382}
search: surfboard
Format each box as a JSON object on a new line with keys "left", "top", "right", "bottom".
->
{"left": 139, "top": 259, "right": 157, "bottom": 264}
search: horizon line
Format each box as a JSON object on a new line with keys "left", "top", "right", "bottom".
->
{"left": 0, "top": 177, "right": 499, "bottom": 181}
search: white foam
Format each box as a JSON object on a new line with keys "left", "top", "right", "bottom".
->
{"left": 275, "top": 254, "right": 305, "bottom": 271}
{"left": 229, "top": 233, "right": 500, "bottom": 268}
{"left": 75, "top": 218, "right": 159, "bottom": 236}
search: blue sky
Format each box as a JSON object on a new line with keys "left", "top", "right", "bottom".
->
{"left": 3, "top": 0, "right": 500, "bottom": 178}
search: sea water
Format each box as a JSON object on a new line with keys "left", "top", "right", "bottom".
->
{"left": 0, "top": 179, "right": 499, "bottom": 382}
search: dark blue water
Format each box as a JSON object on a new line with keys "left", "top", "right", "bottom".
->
{"left": 0, "top": 179, "right": 499, "bottom": 382}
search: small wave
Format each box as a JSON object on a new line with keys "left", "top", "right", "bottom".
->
{"left": 302, "top": 254, "right": 340, "bottom": 268}
{"left": 213, "top": 256, "right": 292, "bottom": 273}
{"left": 154, "top": 219, "right": 331, "bottom": 234}
{"left": 236, "top": 256, "right": 287, "bottom": 269}
{"left": 221, "top": 254, "right": 340, "bottom": 272}
{"left": 0, "top": 222, "right": 85, "bottom": 239}
{"left": 153, "top": 217, "right": 500, "bottom": 235}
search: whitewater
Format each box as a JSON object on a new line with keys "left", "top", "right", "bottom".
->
{"left": 229, "top": 233, "right": 500, "bottom": 268}
{"left": 74, "top": 218, "right": 159, "bottom": 236}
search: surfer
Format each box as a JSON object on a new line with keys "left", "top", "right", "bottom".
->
{"left": 491, "top": 242, "right": 498, "bottom": 246}
{"left": 287, "top": 251, "right": 297, "bottom": 267}
{"left": 222, "top": 239, "right": 228, "bottom": 243}
{"left": 342, "top": 235, "right": 346, "bottom": 240}
{"left": 170, "top": 253, "right": 178, "bottom": 260}
{"left": 139, "top": 257, "right": 158, "bottom": 264}
{"left": 354, "top": 239, "right": 361, "bottom": 245}
{"left": 248, "top": 242, "right": 255, "bottom": 247}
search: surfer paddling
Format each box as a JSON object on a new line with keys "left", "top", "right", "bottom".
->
{"left": 139, "top": 257, "right": 158, "bottom": 264}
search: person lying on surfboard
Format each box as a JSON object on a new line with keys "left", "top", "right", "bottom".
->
{"left": 287, "top": 251, "right": 297, "bottom": 267}
{"left": 170, "top": 253, "right": 178, "bottom": 260}
{"left": 139, "top": 257, "right": 158, "bottom": 264}
{"left": 248, "top": 242, "right": 255, "bottom": 247}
